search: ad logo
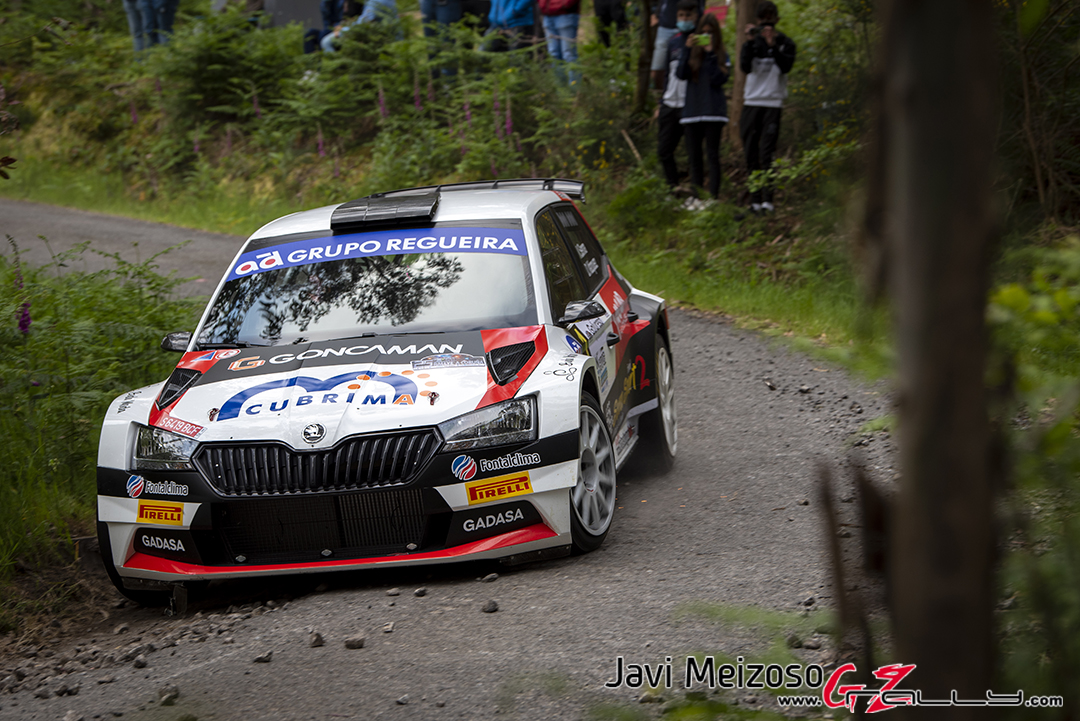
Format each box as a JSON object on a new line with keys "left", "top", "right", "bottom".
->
{"left": 136, "top": 500, "right": 184, "bottom": 526}
{"left": 217, "top": 371, "right": 419, "bottom": 421}
{"left": 465, "top": 472, "right": 533, "bottom": 505}
{"left": 234, "top": 250, "right": 284, "bottom": 277}
{"left": 228, "top": 356, "right": 266, "bottom": 371}
{"left": 565, "top": 335, "right": 582, "bottom": 353}
{"left": 452, "top": 455, "right": 477, "bottom": 481}
{"left": 126, "top": 475, "right": 145, "bottom": 498}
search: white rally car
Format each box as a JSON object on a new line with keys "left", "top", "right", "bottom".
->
{"left": 97, "top": 179, "right": 677, "bottom": 604}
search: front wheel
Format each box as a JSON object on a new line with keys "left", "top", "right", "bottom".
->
{"left": 570, "top": 392, "right": 618, "bottom": 553}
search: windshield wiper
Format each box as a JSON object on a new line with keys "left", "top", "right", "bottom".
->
{"left": 198, "top": 341, "right": 273, "bottom": 350}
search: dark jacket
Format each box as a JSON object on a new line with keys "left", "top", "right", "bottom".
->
{"left": 489, "top": 0, "right": 534, "bottom": 28}
{"left": 675, "top": 47, "right": 729, "bottom": 123}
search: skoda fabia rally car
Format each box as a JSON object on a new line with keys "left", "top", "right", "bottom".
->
{"left": 97, "top": 178, "right": 677, "bottom": 604}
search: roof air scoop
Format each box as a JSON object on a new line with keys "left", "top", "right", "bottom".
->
{"left": 330, "top": 191, "right": 440, "bottom": 232}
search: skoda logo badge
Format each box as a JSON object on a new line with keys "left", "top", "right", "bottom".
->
{"left": 302, "top": 423, "right": 325, "bottom": 444}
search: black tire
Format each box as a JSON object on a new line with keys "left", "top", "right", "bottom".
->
{"left": 570, "top": 392, "right": 617, "bottom": 553}
{"left": 638, "top": 335, "right": 677, "bottom": 473}
{"left": 97, "top": 522, "right": 171, "bottom": 607}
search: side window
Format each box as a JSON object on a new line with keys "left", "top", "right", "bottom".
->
{"left": 536, "top": 210, "right": 587, "bottom": 320}
{"left": 552, "top": 204, "right": 606, "bottom": 294}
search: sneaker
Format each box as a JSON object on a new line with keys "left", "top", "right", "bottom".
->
{"left": 761, "top": 202, "right": 775, "bottom": 213}
{"left": 750, "top": 203, "right": 763, "bottom": 214}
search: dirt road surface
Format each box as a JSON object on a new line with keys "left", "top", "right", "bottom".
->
{"left": 0, "top": 198, "right": 896, "bottom": 720}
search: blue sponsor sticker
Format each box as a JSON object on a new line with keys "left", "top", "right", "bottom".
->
{"left": 227, "top": 227, "right": 528, "bottom": 282}
{"left": 565, "top": 334, "right": 583, "bottom": 353}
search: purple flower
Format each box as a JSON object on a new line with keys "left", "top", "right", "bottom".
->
{"left": 193, "top": 136, "right": 200, "bottom": 154}
{"left": 252, "top": 91, "right": 262, "bottom": 119}
{"left": 378, "top": 85, "right": 388, "bottom": 119}
{"left": 505, "top": 94, "right": 512, "bottom": 138}
{"left": 30, "top": 380, "right": 40, "bottom": 387}
{"left": 317, "top": 127, "right": 325, "bottom": 157}
{"left": 130, "top": 101, "right": 138, "bottom": 125}
{"left": 493, "top": 86, "right": 501, "bottom": 138}
{"left": 17, "top": 301, "right": 31, "bottom": 334}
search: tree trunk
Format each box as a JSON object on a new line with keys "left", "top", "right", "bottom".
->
{"left": 883, "top": 0, "right": 998, "bottom": 711}
{"left": 634, "top": 0, "right": 655, "bottom": 114}
{"left": 727, "top": 0, "right": 756, "bottom": 154}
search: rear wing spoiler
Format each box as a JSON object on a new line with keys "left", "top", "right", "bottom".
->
{"left": 330, "top": 178, "right": 584, "bottom": 232}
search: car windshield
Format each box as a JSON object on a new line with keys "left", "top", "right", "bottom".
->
{"left": 197, "top": 226, "right": 537, "bottom": 347}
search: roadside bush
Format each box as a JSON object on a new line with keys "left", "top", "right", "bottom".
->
{"left": 0, "top": 239, "right": 201, "bottom": 582}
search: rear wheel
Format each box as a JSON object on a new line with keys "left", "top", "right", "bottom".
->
{"left": 638, "top": 335, "right": 677, "bottom": 472}
{"left": 570, "top": 392, "right": 617, "bottom": 553}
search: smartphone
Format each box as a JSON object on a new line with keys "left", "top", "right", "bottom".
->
{"left": 694, "top": 34, "right": 711, "bottom": 46}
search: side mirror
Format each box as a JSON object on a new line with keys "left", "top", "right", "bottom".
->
{"left": 161, "top": 331, "right": 192, "bottom": 352}
{"left": 556, "top": 300, "right": 607, "bottom": 328}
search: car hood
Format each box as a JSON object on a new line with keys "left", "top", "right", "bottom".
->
{"left": 147, "top": 329, "right": 546, "bottom": 448}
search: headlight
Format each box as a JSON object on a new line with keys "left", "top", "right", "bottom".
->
{"left": 438, "top": 397, "right": 537, "bottom": 451}
{"left": 132, "top": 425, "right": 198, "bottom": 471}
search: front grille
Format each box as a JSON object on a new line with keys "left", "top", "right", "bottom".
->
{"left": 212, "top": 489, "right": 427, "bottom": 564}
{"left": 194, "top": 430, "right": 440, "bottom": 496}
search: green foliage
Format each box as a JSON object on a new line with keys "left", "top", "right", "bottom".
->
{"left": 0, "top": 238, "right": 201, "bottom": 582}
{"left": 988, "top": 236, "right": 1080, "bottom": 716}
{"left": 747, "top": 125, "right": 861, "bottom": 195}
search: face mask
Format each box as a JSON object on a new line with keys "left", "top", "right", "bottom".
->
{"left": 677, "top": 20, "right": 696, "bottom": 32}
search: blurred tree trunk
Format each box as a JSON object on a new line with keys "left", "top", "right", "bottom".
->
{"left": 634, "top": 0, "right": 655, "bottom": 114}
{"left": 727, "top": 0, "right": 755, "bottom": 154}
{"left": 882, "top": 0, "right": 998, "bottom": 710}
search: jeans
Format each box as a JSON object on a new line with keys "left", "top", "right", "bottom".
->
{"left": 650, "top": 25, "right": 676, "bottom": 72}
{"left": 321, "top": 0, "right": 343, "bottom": 34}
{"left": 421, "top": 0, "right": 464, "bottom": 36}
{"left": 683, "top": 120, "right": 724, "bottom": 199}
{"left": 122, "top": 0, "right": 146, "bottom": 53}
{"left": 542, "top": 14, "right": 579, "bottom": 85}
{"left": 140, "top": 0, "right": 178, "bottom": 46}
{"left": 740, "top": 105, "right": 782, "bottom": 204}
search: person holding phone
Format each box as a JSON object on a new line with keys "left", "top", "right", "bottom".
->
{"left": 656, "top": 0, "right": 700, "bottom": 191}
{"left": 675, "top": 12, "right": 730, "bottom": 203}
{"left": 739, "top": 0, "right": 796, "bottom": 213}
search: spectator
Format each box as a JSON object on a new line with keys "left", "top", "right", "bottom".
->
{"left": 147, "top": 0, "right": 180, "bottom": 45}
{"left": 321, "top": 0, "right": 398, "bottom": 52}
{"left": 656, "top": 0, "right": 697, "bottom": 190}
{"left": 122, "top": 0, "right": 148, "bottom": 53}
{"left": 322, "top": 0, "right": 345, "bottom": 37}
{"left": 485, "top": 0, "right": 534, "bottom": 52}
{"left": 739, "top": 0, "right": 795, "bottom": 213}
{"left": 593, "top": 0, "right": 626, "bottom": 47}
{"left": 676, "top": 12, "right": 729, "bottom": 203}
{"left": 539, "top": 0, "right": 580, "bottom": 86}
{"left": 422, "top": 0, "right": 464, "bottom": 38}
{"left": 650, "top": 0, "right": 702, "bottom": 89}
{"left": 422, "top": 0, "right": 463, "bottom": 76}
{"left": 462, "top": 0, "right": 492, "bottom": 33}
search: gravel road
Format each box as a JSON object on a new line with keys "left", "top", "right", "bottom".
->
{"left": 0, "top": 199, "right": 897, "bottom": 720}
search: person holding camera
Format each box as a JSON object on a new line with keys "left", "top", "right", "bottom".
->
{"left": 739, "top": 0, "right": 795, "bottom": 213}
{"left": 676, "top": 12, "right": 729, "bottom": 203}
